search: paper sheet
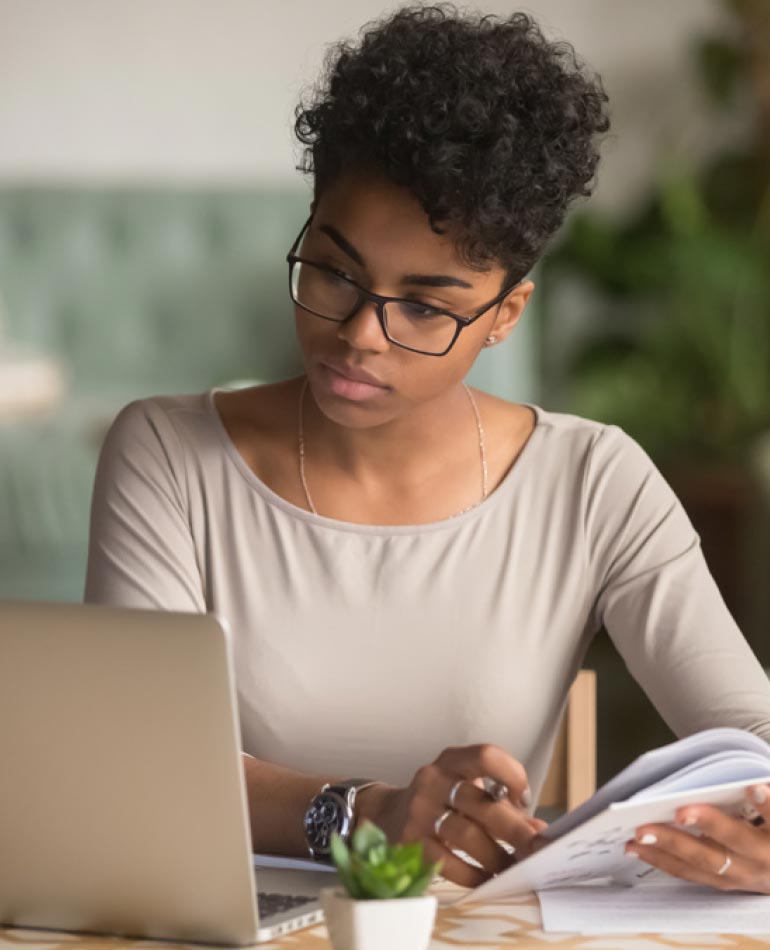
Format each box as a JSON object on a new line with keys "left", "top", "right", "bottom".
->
{"left": 537, "top": 881, "right": 770, "bottom": 934}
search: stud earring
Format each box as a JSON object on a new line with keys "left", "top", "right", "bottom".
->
{"left": 484, "top": 335, "right": 497, "bottom": 347}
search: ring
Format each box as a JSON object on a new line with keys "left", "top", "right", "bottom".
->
{"left": 449, "top": 780, "right": 464, "bottom": 808}
{"left": 434, "top": 809, "right": 453, "bottom": 838}
{"left": 483, "top": 777, "right": 509, "bottom": 802}
{"left": 717, "top": 851, "right": 732, "bottom": 876}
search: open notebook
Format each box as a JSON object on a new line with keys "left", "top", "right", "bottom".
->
{"left": 454, "top": 727, "right": 770, "bottom": 903}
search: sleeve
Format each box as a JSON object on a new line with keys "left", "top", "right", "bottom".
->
{"left": 584, "top": 424, "right": 770, "bottom": 743}
{"left": 84, "top": 400, "right": 206, "bottom": 612}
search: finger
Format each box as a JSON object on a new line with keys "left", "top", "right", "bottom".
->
{"left": 436, "top": 744, "right": 531, "bottom": 807}
{"left": 431, "top": 808, "right": 514, "bottom": 877}
{"left": 674, "top": 803, "right": 770, "bottom": 866}
{"left": 747, "top": 784, "right": 770, "bottom": 830}
{"left": 422, "top": 835, "right": 489, "bottom": 889}
{"left": 449, "top": 781, "right": 538, "bottom": 853}
{"left": 626, "top": 839, "right": 743, "bottom": 891}
{"left": 628, "top": 823, "right": 764, "bottom": 891}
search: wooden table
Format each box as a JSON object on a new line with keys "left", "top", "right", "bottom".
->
{"left": 3, "top": 881, "right": 770, "bottom": 950}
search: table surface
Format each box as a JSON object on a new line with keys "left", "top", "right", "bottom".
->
{"left": 3, "top": 882, "right": 770, "bottom": 950}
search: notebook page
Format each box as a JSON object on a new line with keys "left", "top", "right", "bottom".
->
{"left": 543, "top": 728, "right": 770, "bottom": 841}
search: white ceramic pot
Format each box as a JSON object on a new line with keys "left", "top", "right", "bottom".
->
{"left": 320, "top": 887, "right": 437, "bottom": 950}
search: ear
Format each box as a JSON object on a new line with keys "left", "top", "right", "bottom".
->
{"left": 486, "top": 280, "right": 535, "bottom": 344}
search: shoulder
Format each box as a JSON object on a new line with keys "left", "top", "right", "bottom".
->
{"left": 526, "top": 403, "right": 652, "bottom": 473}
{"left": 97, "top": 391, "right": 220, "bottom": 497}
{"left": 103, "top": 391, "right": 211, "bottom": 455}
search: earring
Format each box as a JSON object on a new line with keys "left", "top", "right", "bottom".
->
{"left": 484, "top": 335, "right": 497, "bottom": 347}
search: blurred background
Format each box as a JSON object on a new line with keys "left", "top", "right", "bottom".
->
{"left": 0, "top": 0, "right": 768, "bottom": 782}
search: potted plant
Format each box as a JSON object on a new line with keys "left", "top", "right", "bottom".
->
{"left": 320, "top": 820, "right": 441, "bottom": 950}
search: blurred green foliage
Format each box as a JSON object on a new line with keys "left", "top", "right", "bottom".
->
{"left": 542, "top": 6, "right": 770, "bottom": 468}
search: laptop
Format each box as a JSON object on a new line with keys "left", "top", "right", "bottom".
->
{"left": 0, "top": 601, "right": 336, "bottom": 944}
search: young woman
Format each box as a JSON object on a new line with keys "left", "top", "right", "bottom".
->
{"left": 85, "top": 4, "right": 770, "bottom": 892}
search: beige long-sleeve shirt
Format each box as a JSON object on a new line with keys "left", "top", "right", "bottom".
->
{"left": 84, "top": 389, "right": 770, "bottom": 801}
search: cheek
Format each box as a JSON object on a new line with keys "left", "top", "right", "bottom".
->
{"left": 294, "top": 309, "right": 335, "bottom": 360}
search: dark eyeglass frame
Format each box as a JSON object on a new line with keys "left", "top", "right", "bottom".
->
{"left": 286, "top": 215, "right": 521, "bottom": 357}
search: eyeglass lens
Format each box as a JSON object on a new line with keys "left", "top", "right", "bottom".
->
{"left": 291, "top": 260, "right": 458, "bottom": 354}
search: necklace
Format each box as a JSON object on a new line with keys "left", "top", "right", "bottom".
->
{"left": 298, "top": 377, "right": 488, "bottom": 519}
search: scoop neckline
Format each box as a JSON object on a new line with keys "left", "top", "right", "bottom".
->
{"left": 205, "top": 386, "right": 544, "bottom": 536}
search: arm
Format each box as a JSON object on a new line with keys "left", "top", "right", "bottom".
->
{"left": 584, "top": 425, "right": 770, "bottom": 742}
{"left": 85, "top": 403, "right": 352, "bottom": 856}
{"left": 84, "top": 400, "right": 205, "bottom": 611}
{"left": 584, "top": 425, "right": 770, "bottom": 893}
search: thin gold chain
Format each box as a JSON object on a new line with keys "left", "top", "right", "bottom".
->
{"left": 298, "top": 378, "right": 488, "bottom": 519}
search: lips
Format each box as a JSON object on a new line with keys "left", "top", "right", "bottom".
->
{"left": 321, "top": 361, "right": 389, "bottom": 389}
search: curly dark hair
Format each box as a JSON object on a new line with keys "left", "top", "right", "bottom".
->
{"left": 295, "top": 4, "right": 610, "bottom": 284}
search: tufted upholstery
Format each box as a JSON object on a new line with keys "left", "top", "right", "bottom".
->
{"left": 0, "top": 186, "right": 311, "bottom": 601}
{"left": 0, "top": 187, "right": 310, "bottom": 392}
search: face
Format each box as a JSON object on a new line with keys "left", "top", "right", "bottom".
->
{"left": 292, "top": 169, "right": 533, "bottom": 430}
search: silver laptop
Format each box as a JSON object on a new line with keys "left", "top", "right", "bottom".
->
{"left": 0, "top": 601, "right": 335, "bottom": 944}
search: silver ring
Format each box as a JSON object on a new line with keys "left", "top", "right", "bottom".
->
{"left": 483, "top": 777, "right": 509, "bottom": 802}
{"left": 717, "top": 851, "right": 732, "bottom": 876}
{"left": 434, "top": 809, "right": 453, "bottom": 838}
{"left": 449, "top": 780, "right": 464, "bottom": 809}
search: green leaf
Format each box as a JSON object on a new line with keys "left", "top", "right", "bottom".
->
{"left": 353, "top": 858, "right": 398, "bottom": 899}
{"left": 335, "top": 821, "right": 440, "bottom": 900}
{"left": 351, "top": 820, "right": 387, "bottom": 857}
{"left": 368, "top": 843, "right": 387, "bottom": 866}
{"left": 330, "top": 832, "right": 351, "bottom": 874}
{"left": 399, "top": 864, "right": 440, "bottom": 898}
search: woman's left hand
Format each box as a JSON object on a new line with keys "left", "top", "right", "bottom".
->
{"left": 626, "top": 784, "right": 770, "bottom": 892}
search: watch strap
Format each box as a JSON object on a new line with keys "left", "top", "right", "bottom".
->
{"left": 304, "top": 778, "right": 381, "bottom": 860}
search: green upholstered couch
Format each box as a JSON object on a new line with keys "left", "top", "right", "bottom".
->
{"left": 0, "top": 186, "right": 311, "bottom": 601}
{"left": 0, "top": 185, "right": 537, "bottom": 603}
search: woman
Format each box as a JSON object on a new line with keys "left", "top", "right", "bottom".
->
{"left": 85, "top": 4, "right": 770, "bottom": 892}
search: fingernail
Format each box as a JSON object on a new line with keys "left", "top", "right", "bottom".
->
{"left": 639, "top": 833, "right": 658, "bottom": 845}
{"left": 625, "top": 845, "right": 639, "bottom": 858}
{"left": 520, "top": 786, "right": 532, "bottom": 808}
{"left": 681, "top": 814, "right": 698, "bottom": 827}
{"left": 752, "top": 785, "right": 768, "bottom": 805}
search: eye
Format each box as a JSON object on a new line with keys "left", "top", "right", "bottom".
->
{"left": 400, "top": 300, "right": 443, "bottom": 319}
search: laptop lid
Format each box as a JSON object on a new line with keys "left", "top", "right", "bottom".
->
{"left": 0, "top": 601, "right": 259, "bottom": 945}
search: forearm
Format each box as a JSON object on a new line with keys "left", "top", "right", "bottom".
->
{"left": 241, "top": 753, "right": 339, "bottom": 856}
{"left": 241, "top": 753, "right": 394, "bottom": 856}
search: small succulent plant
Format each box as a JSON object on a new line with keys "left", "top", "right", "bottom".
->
{"left": 330, "top": 820, "right": 441, "bottom": 900}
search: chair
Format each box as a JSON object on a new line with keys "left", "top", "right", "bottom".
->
{"left": 539, "top": 669, "right": 597, "bottom": 813}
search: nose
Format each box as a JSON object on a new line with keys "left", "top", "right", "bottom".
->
{"left": 336, "top": 298, "right": 390, "bottom": 353}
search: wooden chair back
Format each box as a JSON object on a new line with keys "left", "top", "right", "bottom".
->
{"left": 539, "top": 669, "right": 597, "bottom": 812}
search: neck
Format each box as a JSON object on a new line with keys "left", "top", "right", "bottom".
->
{"left": 300, "top": 377, "right": 480, "bottom": 489}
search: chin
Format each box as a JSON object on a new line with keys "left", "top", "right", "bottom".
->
{"left": 310, "top": 386, "right": 394, "bottom": 429}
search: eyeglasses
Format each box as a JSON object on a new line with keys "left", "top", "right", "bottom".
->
{"left": 286, "top": 215, "right": 520, "bottom": 357}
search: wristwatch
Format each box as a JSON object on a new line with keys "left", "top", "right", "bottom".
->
{"left": 303, "top": 778, "right": 380, "bottom": 861}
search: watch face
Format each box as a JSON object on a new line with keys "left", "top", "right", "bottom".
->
{"left": 304, "top": 790, "right": 350, "bottom": 855}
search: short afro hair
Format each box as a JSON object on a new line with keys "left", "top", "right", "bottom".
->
{"left": 295, "top": 4, "right": 610, "bottom": 283}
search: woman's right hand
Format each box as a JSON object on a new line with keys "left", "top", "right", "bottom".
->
{"left": 355, "top": 743, "right": 547, "bottom": 888}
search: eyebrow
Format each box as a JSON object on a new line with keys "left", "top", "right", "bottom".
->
{"left": 318, "top": 223, "right": 474, "bottom": 290}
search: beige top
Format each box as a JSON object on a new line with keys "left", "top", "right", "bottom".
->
{"left": 84, "top": 390, "right": 770, "bottom": 800}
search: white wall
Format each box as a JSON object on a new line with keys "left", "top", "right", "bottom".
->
{"left": 0, "top": 0, "right": 738, "bottom": 211}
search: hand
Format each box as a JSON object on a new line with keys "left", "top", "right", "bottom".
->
{"left": 625, "top": 783, "right": 770, "bottom": 892}
{"left": 355, "top": 743, "right": 547, "bottom": 888}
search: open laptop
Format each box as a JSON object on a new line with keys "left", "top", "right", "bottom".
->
{"left": 0, "top": 601, "right": 336, "bottom": 944}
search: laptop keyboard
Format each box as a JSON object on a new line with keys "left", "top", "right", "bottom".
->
{"left": 258, "top": 891, "right": 317, "bottom": 920}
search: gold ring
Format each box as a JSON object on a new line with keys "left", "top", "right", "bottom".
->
{"left": 717, "top": 851, "right": 732, "bottom": 876}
